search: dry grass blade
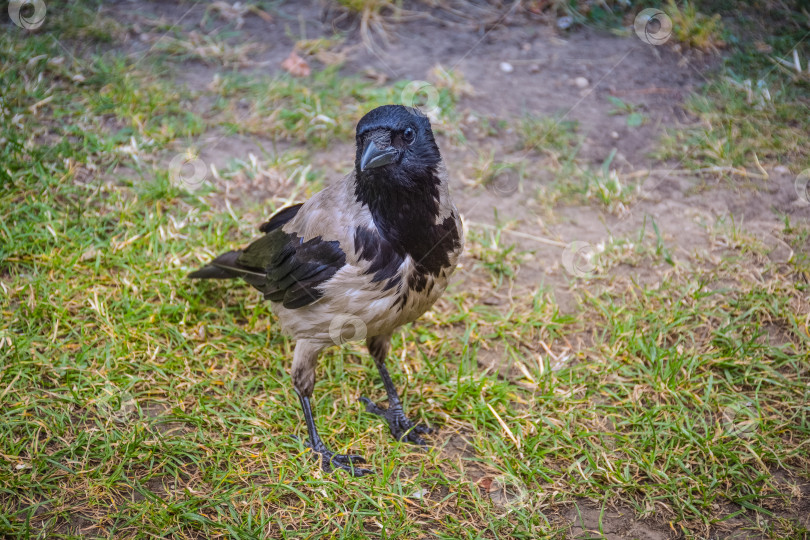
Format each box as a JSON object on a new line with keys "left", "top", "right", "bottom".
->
{"left": 203, "top": 1, "right": 273, "bottom": 28}
{"left": 330, "top": 0, "right": 427, "bottom": 54}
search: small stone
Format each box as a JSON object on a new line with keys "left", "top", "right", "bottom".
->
{"left": 773, "top": 165, "right": 790, "bottom": 174}
{"left": 500, "top": 62, "right": 514, "bottom": 73}
{"left": 610, "top": 131, "right": 619, "bottom": 139}
{"left": 529, "top": 64, "right": 540, "bottom": 73}
{"left": 574, "top": 77, "right": 589, "bottom": 88}
{"left": 557, "top": 16, "right": 574, "bottom": 30}
{"left": 408, "top": 488, "right": 429, "bottom": 499}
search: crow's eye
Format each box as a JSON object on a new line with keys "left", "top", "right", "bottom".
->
{"left": 403, "top": 127, "right": 416, "bottom": 144}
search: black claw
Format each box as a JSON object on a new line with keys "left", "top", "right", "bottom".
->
{"left": 358, "top": 396, "right": 433, "bottom": 445}
{"left": 323, "top": 455, "right": 373, "bottom": 476}
{"left": 402, "top": 433, "right": 427, "bottom": 445}
{"left": 298, "top": 438, "right": 373, "bottom": 476}
{"left": 359, "top": 396, "right": 384, "bottom": 415}
{"left": 331, "top": 453, "right": 367, "bottom": 465}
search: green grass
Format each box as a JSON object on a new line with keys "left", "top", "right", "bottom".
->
{"left": 465, "top": 215, "right": 531, "bottom": 287}
{"left": 658, "top": 2, "right": 810, "bottom": 173}
{"left": 513, "top": 114, "right": 644, "bottom": 212}
{"left": 206, "top": 66, "right": 460, "bottom": 147}
{"left": 658, "top": 76, "right": 810, "bottom": 172}
{"left": 516, "top": 114, "right": 580, "bottom": 164}
{"left": 561, "top": 0, "right": 725, "bottom": 50}
{"left": 1, "top": 2, "right": 809, "bottom": 539}
{"left": 665, "top": 0, "right": 725, "bottom": 51}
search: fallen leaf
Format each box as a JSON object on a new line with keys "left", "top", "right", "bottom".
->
{"left": 477, "top": 476, "right": 493, "bottom": 491}
{"left": 281, "top": 50, "right": 310, "bottom": 77}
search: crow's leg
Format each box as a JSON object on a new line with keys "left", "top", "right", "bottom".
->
{"left": 292, "top": 340, "right": 372, "bottom": 476}
{"left": 359, "top": 333, "right": 432, "bottom": 445}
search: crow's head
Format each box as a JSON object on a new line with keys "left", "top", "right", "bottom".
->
{"left": 354, "top": 105, "right": 441, "bottom": 190}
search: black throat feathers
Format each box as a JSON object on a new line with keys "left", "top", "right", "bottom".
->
{"left": 353, "top": 168, "right": 460, "bottom": 284}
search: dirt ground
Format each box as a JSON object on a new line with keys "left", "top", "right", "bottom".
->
{"left": 132, "top": 0, "right": 805, "bottom": 285}
{"left": 97, "top": 1, "right": 809, "bottom": 538}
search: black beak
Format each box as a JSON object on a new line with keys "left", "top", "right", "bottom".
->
{"left": 360, "top": 140, "right": 399, "bottom": 172}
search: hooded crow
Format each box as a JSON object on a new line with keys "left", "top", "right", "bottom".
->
{"left": 189, "top": 105, "right": 463, "bottom": 476}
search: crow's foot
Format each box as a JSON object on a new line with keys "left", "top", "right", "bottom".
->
{"left": 303, "top": 438, "right": 373, "bottom": 476}
{"left": 359, "top": 397, "right": 432, "bottom": 445}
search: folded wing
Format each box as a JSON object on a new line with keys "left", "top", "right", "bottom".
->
{"left": 188, "top": 204, "right": 346, "bottom": 310}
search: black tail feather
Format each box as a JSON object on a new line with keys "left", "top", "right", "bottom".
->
{"left": 188, "top": 250, "right": 250, "bottom": 280}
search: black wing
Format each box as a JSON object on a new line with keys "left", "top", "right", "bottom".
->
{"left": 237, "top": 229, "right": 346, "bottom": 309}
{"left": 258, "top": 203, "right": 303, "bottom": 233}
{"left": 189, "top": 203, "right": 346, "bottom": 309}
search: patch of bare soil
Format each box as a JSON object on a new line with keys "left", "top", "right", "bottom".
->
{"left": 563, "top": 502, "right": 673, "bottom": 539}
